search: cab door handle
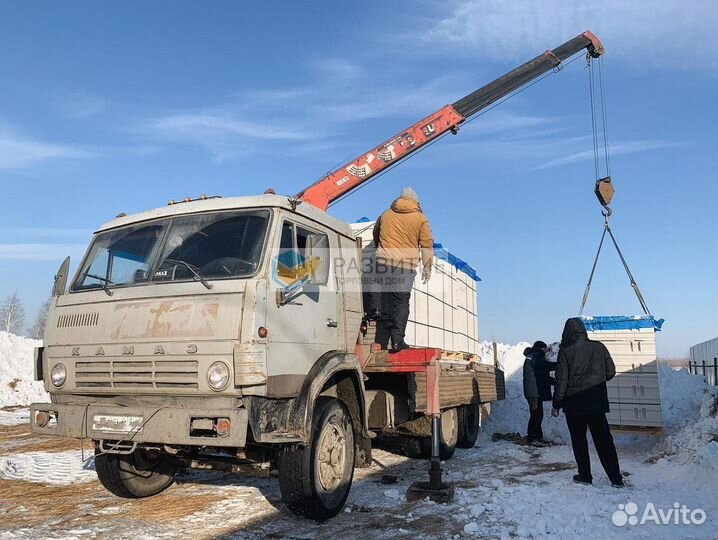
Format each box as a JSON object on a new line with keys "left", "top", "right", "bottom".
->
{"left": 326, "top": 319, "right": 338, "bottom": 328}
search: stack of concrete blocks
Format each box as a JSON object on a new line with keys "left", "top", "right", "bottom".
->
{"left": 350, "top": 221, "right": 480, "bottom": 355}
{"left": 583, "top": 316, "right": 663, "bottom": 429}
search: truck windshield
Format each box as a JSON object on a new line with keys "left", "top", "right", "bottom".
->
{"left": 72, "top": 209, "right": 270, "bottom": 291}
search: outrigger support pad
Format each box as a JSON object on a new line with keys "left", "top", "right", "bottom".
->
{"left": 406, "top": 416, "right": 455, "bottom": 503}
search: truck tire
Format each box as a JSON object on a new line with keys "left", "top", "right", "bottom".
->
{"left": 402, "top": 437, "right": 426, "bottom": 459}
{"left": 457, "top": 404, "right": 480, "bottom": 448}
{"left": 403, "top": 408, "right": 459, "bottom": 460}
{"left": 278, "top": 397, "right": 354, "bottom": 520}
{"left": 94, "top": 448, "right": 177, "bottom": 498}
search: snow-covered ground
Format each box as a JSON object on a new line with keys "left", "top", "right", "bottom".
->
{"left": 0, "top": 336, "right": 716, "bottom": 539}
{"left": 0, "top": 449, "right": 96, "bottom": 485}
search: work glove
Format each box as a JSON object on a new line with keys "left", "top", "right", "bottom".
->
{"left": 421, "top": 269, "right": 431, "bottom": 284}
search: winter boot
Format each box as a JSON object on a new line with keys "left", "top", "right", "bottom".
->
{"left": 573, "top": 474, "right": 592, "bottom": 486}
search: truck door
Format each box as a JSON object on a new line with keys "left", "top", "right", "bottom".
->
{"left": 267, "top": 217, "right": 341, "bottom": 378}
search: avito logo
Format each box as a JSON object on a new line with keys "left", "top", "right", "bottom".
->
{"left": 612, "top": 501, "right": 707, "bottom": 527}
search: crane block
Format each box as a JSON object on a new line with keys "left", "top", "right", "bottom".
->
{"left": 595, "top": 176, "right": 614, "bottom": 207}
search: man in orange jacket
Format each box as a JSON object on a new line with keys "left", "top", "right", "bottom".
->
{"left": 366, "top": 187, "right": 434, "bottom": 351}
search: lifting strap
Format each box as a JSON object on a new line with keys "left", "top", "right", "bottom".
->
{"left": 579, "top": 214, "right": 651, "bottom": 316}
{"left": 579, "top": 55, "right": 650, "bottom": 316}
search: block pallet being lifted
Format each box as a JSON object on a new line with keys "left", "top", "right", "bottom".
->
{"left": 583, "top": 316, "right": 664, "bottom": 430}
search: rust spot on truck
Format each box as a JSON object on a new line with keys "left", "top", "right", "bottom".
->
{"left": 110, "top": 300, "right": 219, "bottom": 339}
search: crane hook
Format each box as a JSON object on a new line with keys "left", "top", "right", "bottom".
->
{"left": 595, "top": 176, "right": 614, "bottom": 219}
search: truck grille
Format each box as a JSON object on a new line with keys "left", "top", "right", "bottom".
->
{"left": 57, "top": 312, "right": 99, "bottom": 328}
{"left": 74, "top": 358, "right": 199, "bottom": 389}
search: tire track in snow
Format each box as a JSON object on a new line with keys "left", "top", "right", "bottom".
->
{"left": 0, "top": 450, "right": 96, "bottom": 485}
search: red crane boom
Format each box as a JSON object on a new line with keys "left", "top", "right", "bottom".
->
{"left": 296, "top": 31, "right": 603, "bottom": 211}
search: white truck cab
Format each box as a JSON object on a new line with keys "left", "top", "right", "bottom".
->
{"left": 32, "top": 195, "right": 375, "bottom": 516}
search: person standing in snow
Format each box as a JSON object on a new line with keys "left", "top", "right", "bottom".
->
{"left": 551, "top": 317, "right": 624, "bottom": 487}
{"left": 365, "top": 187, "right": 434, "bottom": 351}
{"left": 523, "top": 340, "right": 556, "bottom": 445}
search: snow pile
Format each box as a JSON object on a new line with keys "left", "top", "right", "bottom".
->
{"left": 477, "top": 341, "right": 531, "bottom": 378}
{"left": 479, "top": 341, "right": 570, "bottom": 443}
{"left": 0, "top": 331, "right": 48, "bottom": 407}
{"left": 652, "top": 367, "right": 718, "bottom": 472}
{"left": 658, "top": 365, "right": 709, "bottom": 431}
{"left": 0, "top": 450, "right": 95, "bottom": 485}
{"left": 0, "top": 408, "right": 31, "bottom": 426}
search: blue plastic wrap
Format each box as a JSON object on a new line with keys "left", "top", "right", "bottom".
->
{"left": 433, "top": 243, "right": 481, "bottom": 282}
{"left": 581, "top": 315, "right": 664, "bottom": 332}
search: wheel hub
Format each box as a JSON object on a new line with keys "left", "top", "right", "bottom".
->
{"left": 317, "top": 421, "right": 345, "bottom": 491}
{"left": 130, "top": 449, "right": 162, "bottom": 471}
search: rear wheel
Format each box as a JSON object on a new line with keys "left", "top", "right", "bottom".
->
{"left": 403, "top": 408, "right": 459, "bottom": 460}
{"left": 457, "top": 404, "right": 480, "bottom": 448}
{"left": 278, "top": 398, "right": 354, "bottom": 520}
{"left": 95, "top": 448, "right": 177, "bottom": 498}
{"left": 402, "top": 437, "right": 426, "bottom": 459}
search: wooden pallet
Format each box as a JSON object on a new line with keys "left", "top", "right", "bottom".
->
{"left": 609, "top": 424, "right": 664, "bottom": 436}
{"left": 441, "top": 351, "right": 478, "bottom": 363}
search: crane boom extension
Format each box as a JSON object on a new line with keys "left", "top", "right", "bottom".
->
{"left": 297, "top": 31, "right": 603, "bottom": 211}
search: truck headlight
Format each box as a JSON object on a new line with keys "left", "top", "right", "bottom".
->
{"left": 50, "top": 363, "right": 67, "bottom": 387}
{"left": 207, "top": 361, "right": 229, "bottom": 391}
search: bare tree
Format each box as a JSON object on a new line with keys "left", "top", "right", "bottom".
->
{"left": 0, "top": 292, "right": 26, "bottom": 335}
{"left": 28, "top": 295, "right": 52, "bottom": 339}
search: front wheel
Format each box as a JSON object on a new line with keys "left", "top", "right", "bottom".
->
{"left": 95, "top": 448, "right": 177, "bottom": 498}
{"left": 278, "top": 398, "right": 354, "bottom": 520}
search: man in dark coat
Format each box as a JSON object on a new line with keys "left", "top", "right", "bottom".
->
{"left": 523, "top": 341, "right": 556, "bottom": 445}
{"left": 552, "top": 317, "right": 623, "bottom": 487}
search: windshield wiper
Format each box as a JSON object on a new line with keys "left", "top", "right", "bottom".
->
{"left": 82, "top": 272, "right": 114, "bottom": 296}
{"left": 162, "top": 258, "right": 212, "bottom": 289}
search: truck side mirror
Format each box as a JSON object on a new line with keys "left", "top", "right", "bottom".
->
{"left": 52, "top": 257, "right": 70, "bottom": 297}
{"left": 306, "top": 233, "right": 330, "bottom": 285}
{"left": 133, "top": 269, "right": 149, "bottom": 282}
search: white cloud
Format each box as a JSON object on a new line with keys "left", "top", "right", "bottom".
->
{"left": 0, "top": 126, "right": 94, "bottom": 170}
{"left": 146, "top": 110, "right": 318, "bottom": 162}
{"left": 312, "top": 72, "right": 467, "bottom": 124}
{"left": 143, "top": 70, "right": 475, "bottom": 161}
{"left": 531, "top": 140, "right": 678, "bottom": 170}
{"left": 465, "top": 109, "right": 553, "bottom": 135}
{"left": 426, "top": 0, "right": 717, "bottom": 69}
{"left": 152, "top": 113, "right": 314, "bottom": 142}
{"left": 312, "top": 58, "right": 366, "bottom": 82}
{"left": 56, "top": 91, "right": 106, "bottom": 119}
{"left": 0, "top": 243, "right": 86, "bottom": 260}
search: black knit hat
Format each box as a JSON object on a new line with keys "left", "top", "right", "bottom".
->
{"left": 533, "top": 340, "right": 548, "bottom": 350}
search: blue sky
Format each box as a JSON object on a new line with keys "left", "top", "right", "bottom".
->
{"left": 0, "top": 1, "right": 715, "bottom": 356}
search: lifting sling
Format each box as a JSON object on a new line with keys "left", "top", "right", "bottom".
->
{"left": 578, "top": 54, "right": 651, "bottom": 316}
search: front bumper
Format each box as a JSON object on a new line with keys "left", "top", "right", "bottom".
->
{"left": 30, "top": 402, "right": 248, "bottom": 448}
